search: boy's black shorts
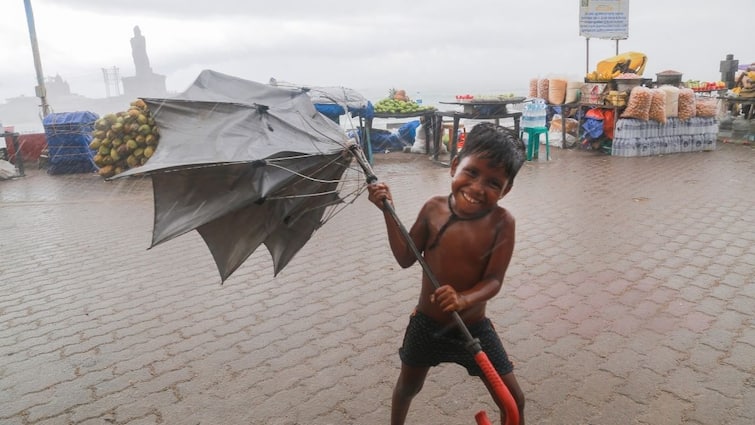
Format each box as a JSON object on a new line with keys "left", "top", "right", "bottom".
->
{"left": 399, "top": 310, "right": 514, "bottom": 377}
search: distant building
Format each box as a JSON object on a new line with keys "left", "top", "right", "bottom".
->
{"left": 1, "top": 25, "right": 169, "bottom": 133}
{"left": 46, "top": 74, "right": 71, "bottom": 98}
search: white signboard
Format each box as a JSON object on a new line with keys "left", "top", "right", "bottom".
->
{"left": 579, "top": 0, "right": 629, "bottom": 40}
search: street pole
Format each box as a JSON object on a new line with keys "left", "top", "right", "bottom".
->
{"left": 23, "top": 0, "right": 52, "bottom": 118}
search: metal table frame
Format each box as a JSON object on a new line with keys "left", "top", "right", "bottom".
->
{"left": 432, "top": 100, "right": 524, "bottom": 166}
{"left": 362, "top": 111, "right": 437, "bottom": 164}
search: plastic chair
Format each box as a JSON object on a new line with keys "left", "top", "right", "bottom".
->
{"left": 520, "top": 126, "right": 549, "bottom": 161}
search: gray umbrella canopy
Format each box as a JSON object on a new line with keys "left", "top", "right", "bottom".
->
{"left": 116, "top": 70, "right": 361, "bottom": 281}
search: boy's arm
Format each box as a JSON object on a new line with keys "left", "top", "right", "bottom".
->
{"left": 434, "top": 212, "right": 515, "bottom": 312}
{"left": 367, "top": 183, "right": 428, "bottom": 268}
{"left": 382, "top": 203, "right": 429, "bottom": 268}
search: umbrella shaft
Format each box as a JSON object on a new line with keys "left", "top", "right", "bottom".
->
{"left": 382, "top": 200, "right": 476, "bottom": 345}
{"left": 351, "top": 146, "right": 477, "bottom": 347}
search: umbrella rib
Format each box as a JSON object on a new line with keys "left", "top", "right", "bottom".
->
{"left": 266, "top": 189, "right": 340, "bottom": 200}
{"left": 264, "top": 160, "right": 348, "bottom": 185}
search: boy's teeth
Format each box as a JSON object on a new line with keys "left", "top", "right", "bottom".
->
{"left": 463, "top": 193, "right": 479, "bottom": 203}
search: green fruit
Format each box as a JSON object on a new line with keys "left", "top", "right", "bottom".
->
{"left": 98, "top": 165, "right": 115, "bottom": 178}
{"left": 126, "top": 155, "right": 139, "bottom": 168}
{"left": 95, "top": 119, "right": 109, "bottom": 131}
{"left": 89, "top": 138, "right": 101, "bottom": 150}
{"left": 117, "top": 144, "right": 129, "bottom": 157}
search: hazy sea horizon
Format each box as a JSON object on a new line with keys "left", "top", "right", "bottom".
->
{"left": 2, "top": 83, "right": 529, "bottom": 134}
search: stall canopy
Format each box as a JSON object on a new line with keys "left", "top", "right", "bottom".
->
{"left": 269, "top": 78, "right": 374, "bottom": 121}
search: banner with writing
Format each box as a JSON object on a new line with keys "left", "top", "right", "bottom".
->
{"left": 579, "top": 0, "right": 629, "bottom": 40}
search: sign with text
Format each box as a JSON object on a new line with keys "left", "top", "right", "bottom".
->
{"left": 579, "top": 0, "right": 629, "bottom": 40}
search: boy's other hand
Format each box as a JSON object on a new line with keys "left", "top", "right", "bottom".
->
{"left": 431, "top": 285, "right": 469, "bottom": 312}
{"left": 367, "top": 183, "right": 393, "bottom": 211}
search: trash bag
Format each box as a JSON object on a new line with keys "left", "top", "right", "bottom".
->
{"left": 369, "top": 128, "right": 406, "bottom": 153}
{"left": 582, "top": 118, "right": 604, "bottom": 139}
{"left": 397, "top": 120, "right": 421, "bottom": 144}
{"left": 585, "top": 108, "right": 606, "bottom": 120}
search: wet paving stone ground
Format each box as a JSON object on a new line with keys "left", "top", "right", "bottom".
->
{"left": 1, "top": 142, "right": 754, "bottom": 424}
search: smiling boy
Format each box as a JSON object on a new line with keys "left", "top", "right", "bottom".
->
{"left": 367, "top": 122, "right": 527, "bottom": 425}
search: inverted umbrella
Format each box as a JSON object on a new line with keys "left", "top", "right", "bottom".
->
{"left": 117, "top": 70, "right": 518, "bottom": 423}
{"left": 116, "top": 70, "right": 362, "bottom": 280}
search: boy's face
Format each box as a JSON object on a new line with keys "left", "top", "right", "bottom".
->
{"left": 449, "top": 154, "right": 511, "bottom": 217}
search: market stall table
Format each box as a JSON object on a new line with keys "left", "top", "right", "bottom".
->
{"left": 433, "top": 98, "right": 524, "bottom": 165}
{"left": 364, "top": 110, "right": 436, "bottom": 163}
{"left": 575, "top": 102, "right": 624, "bottom": 142}
{"left": 550, "top": 101, "right": 580, "bottom": 148}
{"left": 720, "top": 96, "right": 755, "bottom": 120}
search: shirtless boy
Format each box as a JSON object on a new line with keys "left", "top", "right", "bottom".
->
{"left": 367, "top": 122, "right": 527, "bottom": 425}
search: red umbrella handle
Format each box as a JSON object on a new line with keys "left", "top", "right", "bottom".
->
{"left": 475, "top": 351, "right": 519, "bottom": 425}
{"left": 475, "top": 411, "right": 492, "bottom": 425}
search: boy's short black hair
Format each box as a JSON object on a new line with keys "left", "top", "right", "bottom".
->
{"left": 457, "top": 122, "right": 526, "bottom": 187}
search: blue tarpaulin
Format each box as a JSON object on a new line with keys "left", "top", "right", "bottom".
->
{"left": 397, "top": 120, "right": 421, "bottom": 143}
{"left": 315, "top": 101, "right": 374, "bottom": 122}
{"left": 42, "top": 111, "right": 99, "bottom": 175}
{"left": 582, "top": 118, "right": 604, "bottom": 139}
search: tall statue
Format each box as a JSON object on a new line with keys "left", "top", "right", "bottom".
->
{"left": 130, "top": 26, "right": 152, "bottom": 77}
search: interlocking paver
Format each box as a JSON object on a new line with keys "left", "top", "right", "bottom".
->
{"left": 1, "top": 143, "right": 754, "bottom": 424}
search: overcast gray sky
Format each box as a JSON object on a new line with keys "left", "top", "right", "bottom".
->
{"left": 1, "top": 0, "right": 752, "bottom": 104}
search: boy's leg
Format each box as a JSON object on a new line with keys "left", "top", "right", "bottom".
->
{"left": 391, "top": 363, "right": 429, "bottom": 425}
{"left": 480, "top": 371, "right": 525, "bottom": 425}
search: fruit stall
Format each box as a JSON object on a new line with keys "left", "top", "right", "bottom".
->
{"left": 526, "top": 51, "right": 725, "bottom": 157}
{"left": 365, "top": 89, "right": 437, "bottom": 163}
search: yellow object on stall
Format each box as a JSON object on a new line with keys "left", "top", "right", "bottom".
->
{"left": 596, "top": 52, "right": 648, "bottom": 77}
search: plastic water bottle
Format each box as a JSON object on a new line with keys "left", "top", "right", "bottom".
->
{"left": 536, "top": 101, "right": 547, "bottom": 128}
{"left": 415, "top": 91, "right": 422, "bottom": 105}
{"left": 523, "top": 100, "right": 545, "bottom": 129}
